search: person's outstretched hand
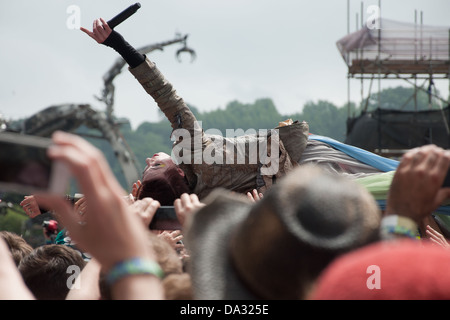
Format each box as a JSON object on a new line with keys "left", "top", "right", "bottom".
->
{"left": 157, "top": 230, "right": 184, "bottom": 251}
{"left": 80, "top": 18, "right": 112, "bottom": 43}
{"left": 20, "top": 195, "right": 42, "bottom": 218}
{"left": 129, "top": 197, "right": 161, "bottom": 228}
{"left": 131, "top": 180, "right": 142, "bottom": 199}
{"left": 426, "top": 225, "right": 450, "bottom": 249}
{"left": 246, "top": 189, "right": 263, "bottom": 202}
{"left": 0, "top": 238, "right": 35, "bottom": 300}
{"left": 174, "top": 193, "right": 205, "bottom": 227}
{"left": 35, "top": 131, "right": 154, "bottom": 272}
{"left": 386, "top": 145, "right": 450, "bottom": 223}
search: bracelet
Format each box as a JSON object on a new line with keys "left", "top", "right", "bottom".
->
{"left": 106, "top": 257, "right": 164, "bottom": 286}
{"left": 382, "top": 225, "right": 418, "bottom": 239}
{"left": 381, "top": 215, "right": 419, "bottom": 239}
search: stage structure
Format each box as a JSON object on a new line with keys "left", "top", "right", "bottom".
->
{"left": 338, "top": 2, "right": 450, "bottom": 156}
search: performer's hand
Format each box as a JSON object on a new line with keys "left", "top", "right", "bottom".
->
{"left": 80, "top": 18, "right": 112, "bottom": 44}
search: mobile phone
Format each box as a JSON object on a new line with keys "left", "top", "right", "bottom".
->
{"left": 0, "top": 132, "right": 70, "bottom": 195}
{"left": 66, "top": 193, "right": 84, "bottom": 204}
{"left": 443, "top": 171, "right": 450, "bottom": 188}
{"left": 149, "top": 206, "right": 181, "bottom": 230}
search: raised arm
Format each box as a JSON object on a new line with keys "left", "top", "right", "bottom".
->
{"left": 81, "top": 19, "right": 199, "bottom": 131}
{"left": 383, "top": 145, "right": 450, "bottom": 239}
{"left": 81, "top": 18, "right": 204, "bottom": 174}
{"left": 0, "top": 238, "right": 35, "bottom": 300}
{"left": 36, "top": 131, "right": 164, "bottom": 300}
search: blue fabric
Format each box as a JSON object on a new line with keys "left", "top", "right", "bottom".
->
{"left": 308, "top": 135, "right": 450, "bottom": 216}
{"left": 377, "top": 199, "right": 450, "bottom": 216}
{"left": 308, "top": 134, "right": 399, "bottom": 172}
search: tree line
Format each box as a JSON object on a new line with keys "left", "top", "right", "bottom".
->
{"left": 0, "top": 85, "right": 441, "bottom": 237}
{"left": 86, "top": 85, "right": 441, "bottom": 188}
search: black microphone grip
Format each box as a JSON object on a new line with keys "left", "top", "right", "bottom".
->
{"left": 107, "top": 3, "right": 141, "bottom": 29}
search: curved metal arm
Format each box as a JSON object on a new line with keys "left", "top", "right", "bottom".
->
{"left": 176, "top": 34, "right": 197, "bottom": 63}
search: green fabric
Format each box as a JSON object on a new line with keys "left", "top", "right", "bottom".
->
{"left": 355, "top": 171, "right": 394, "bottom": 200}
{"left": 356, "top": 171, "right": 450, "bottom": 215}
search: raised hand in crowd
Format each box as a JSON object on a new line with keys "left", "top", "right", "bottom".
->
{"left": 122, "top": 180, "right": 142, "bottom": 205}
{"left": 386, "top": 145, "right": 450, "bottom": 224}
{"left": 157, "top": 230, "right": 184, "bottom": 252}
{"left": 35, "top": 131, "right": 164, "bottom": 300}
{"left": 426, "top": 224, "right": 450, "bottom": 249}
{"left": 174, "top": 193, "right": 205, "bottom": 227}
{"left": 73, "top": 196, "right": 87, "bottom": 216}
{"left": 246, "top": 189, "right": 264, "bottom": 202}
{"left": 0, "top": 237, "right": 34, "bottom": 299}
{"left": 65, "top": 258, "right": 102, "bottom": 300}
{"left": 129, "top": 197, "right": 161, "bottom": 228}
{"left": 20, "top": 195, "right": 42, "bottom": 218}
{"left": 131, "top": 180, "right": 142, "bottom": 199}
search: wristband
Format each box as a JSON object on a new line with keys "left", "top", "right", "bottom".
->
{"left": 106, "top": 257, "right": 164, "bottom": 286}
{"left": 381, "top": 215, "right": 419, "bottom": 239}
{"left": 102, "top": 30, "right": 145, "bottom": 68}
{"left": 382, "top": 225, "right": 418, "bottom": 239}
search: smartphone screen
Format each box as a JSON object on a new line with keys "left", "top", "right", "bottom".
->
{"left": 443, "top": 171, "right": 450, "bottom": 188}
{"left": 0, "top": 132, "right": 69, "bottom": 195}
{"left": 149, "top": 206, "right": 181, "bottom": 230}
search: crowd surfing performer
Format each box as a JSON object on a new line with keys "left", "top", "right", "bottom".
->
{"left": 80, "top": 18, "right": 395, "bottom": 204}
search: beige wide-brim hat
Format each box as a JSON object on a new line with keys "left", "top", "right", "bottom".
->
{"left": 184, "top": 165, "right": 381, "bottom": 300}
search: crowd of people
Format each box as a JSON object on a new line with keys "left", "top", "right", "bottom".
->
{"left": 1, "top": 17, "right": 450, "bottom": 301}
{"left": 3, "top": 133, "right": 450, "bottom": 300}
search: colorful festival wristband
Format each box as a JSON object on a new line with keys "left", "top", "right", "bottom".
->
{"left": 381, "top": 215, "right": 419, "bottom": 239}
{"left": 106, "top": 257, "right": 164, "bottom": 286}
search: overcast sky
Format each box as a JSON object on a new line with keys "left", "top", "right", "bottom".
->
{"left": 1, "top": 0, "right": 449, "bottom": 129}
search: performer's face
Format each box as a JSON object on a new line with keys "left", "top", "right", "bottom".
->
{"left": 142, "top": 152, "right": 184, "bottom": 182}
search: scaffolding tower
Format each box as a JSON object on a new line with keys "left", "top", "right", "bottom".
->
{"left": 338, "top": 3, "right": 450, "bottom": 156}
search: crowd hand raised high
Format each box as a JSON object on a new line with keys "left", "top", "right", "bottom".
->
{"left": 35, "top": 131, "right": 152, "bottom": 269}
{"left": 65, "top": 258, "right": 102, "bottom": 300}
{"left": 74, "top": 196, "right": 87, "bottom": 216}
{"left": 131, "top": 180, "right": 142, "bottom": 199}
{"left": 174, "top": 193, "right": 205, "bottom": 227}
{"left": 35, "top": 131, "right": 163, "bottom": 299}
{"left": 20, "top": 195, "right": 42, "bottom": 218}
{"left": 80, "top": 18, "right": 112, "bottom": 43}
{"left": 129, "top": 198, "right": 161, "bottom": 228}
{"left": 426, "top": 225, "right": 450, "bottom": 249}
{"left": 157, "top": 230, "right": 184, "bottom": 251}
{"left": 386, "top": 145, "right": 450, "bottom": 224}
{"left": 0, "top": 238, "right": 34, "bottom": 299}
{"left": 122, "top": 180, "right": 142, "bottom": 205}
{"left": 246, "top": 189, "right": 264, "bottom": 202}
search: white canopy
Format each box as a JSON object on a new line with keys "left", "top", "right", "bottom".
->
{"left": 337, "top": 18, "right": 449, "bottom": 72}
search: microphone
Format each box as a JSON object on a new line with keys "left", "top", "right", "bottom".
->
{"left": 107, "top": 3, "right": 141, "bottom": 29}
